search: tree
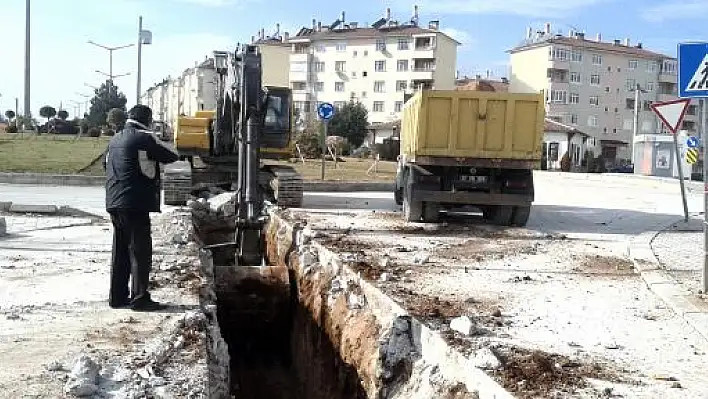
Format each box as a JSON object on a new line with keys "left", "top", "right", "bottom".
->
{"left": 57, "top": 110, "right": 69, "bottom": 120}
{"left": 86, "top": 80, "right": 128, "bottom": 128}
{"left": 107, "top": 108, "right": 127, "bottom": 132}
{"left": 327, "top": 102, "right": 369, "bottom": 148}
{"left": 4, "top": 110, "right": 15, "bottom": 121}
{"left": 39, "top": 106, "right": 56, "bottom": 122}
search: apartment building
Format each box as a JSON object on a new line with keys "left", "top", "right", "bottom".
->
{"left": 140, "top": 38, "right": 290, "bottom": 131}
{"left": 286, "top": 7, "right": 459, "bottom": 124}
{"left": 508, "top": 23, "right": 698, "bottom": 163}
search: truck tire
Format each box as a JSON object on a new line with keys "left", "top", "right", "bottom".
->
{"left": 403, "top": 184, "right": 422, "bottom": 222}
{"left": 510, "top": 205, "right": 531, "bottom": 227}
{"left": 423, "top": 202, "right": 440, "bottom": 222}
{"left": 486, "top": 205, "right": 513, "bottom": 226}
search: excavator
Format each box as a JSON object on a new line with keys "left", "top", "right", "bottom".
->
{"left": 172, "top": 45, "right": 296, "bottom": 371}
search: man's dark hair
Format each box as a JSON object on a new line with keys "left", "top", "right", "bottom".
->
{"left": 128, "top": 104, "right": 153, "bottom": 127}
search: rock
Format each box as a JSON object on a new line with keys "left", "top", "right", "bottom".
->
{"left": 6, "top": 313, "right": 20, "bottom": 320}
{"left": 671, "top": 382, "right": 682, "bottom": 389}
{"left": 491, "top": 309, "right": 502, "bottom": 318}
{"left": 171, "top": 233, "right": 188, "bottom": 245}
{"left": 0, "top": 217, "right": 6, "bottom": 236}
{"left": 64, "top": 379, "right": 98, "bottom": 397}
{"left": 379, "top": 272, "right": 392, "bottom": 282}
{"left": 472, "top": 347, "right": 501, "bottom": 369}
{"left": 450, "top": 316, "right": 478, "bottom": 336}
{"left": 413, "top": 252, "right": 430, "bottom": 265}
{"left": 45, "top": 360, "right": 64, "bottom": 371}
{"left": 207, "top": 192, "right": 237, "bottom": 214}
{"left": 379, "top": 257, "right": 390, "bottom": 267}
{"left": 149, "top": 376, "right": 166, "bottom": 387}
{"left": 64, "top": 355, "right": 100, "bottom": 397}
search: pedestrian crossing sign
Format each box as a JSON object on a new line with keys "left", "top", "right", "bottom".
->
{"left": 678, "top": 42, "right": 708, "bottom": 98}
{"left": 686, "top": 148, "right": 699, "bottom": 165}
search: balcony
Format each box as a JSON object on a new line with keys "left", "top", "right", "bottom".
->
{"left": 658, "top": 71, "right": 676, "bottom": 83}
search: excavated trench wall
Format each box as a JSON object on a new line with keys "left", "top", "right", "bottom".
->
{"left": 194, "top": 206, "right": 514, "bottom": 399}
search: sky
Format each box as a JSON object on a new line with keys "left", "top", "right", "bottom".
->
{"left": 0, "top": 0, "right": 704, "bottom": 119}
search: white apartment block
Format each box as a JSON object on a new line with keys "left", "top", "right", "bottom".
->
{"left": 509, "top": 23, "right": 699, "bottom": 162}
{"left": 286, "top": 8, "right": 459, "bottom": 124}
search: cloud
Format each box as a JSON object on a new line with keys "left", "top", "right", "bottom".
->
{"left": 391, "top": 0, "right": 612, "bottom": 18}
{"left": 441, "top": 28, "right": 474, "bottom": 46}
{"left": 641, "top": 0, "right": 708, "bottom": 22}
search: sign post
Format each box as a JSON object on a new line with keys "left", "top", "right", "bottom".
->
{"left": 650, "top": 99, "right": 691, "bottom": 222}
{"left": 678, "top": 41, "right": 708, "bottom": 293}
{"left": 317, "top": 102, "right": 335, "bottom": 180}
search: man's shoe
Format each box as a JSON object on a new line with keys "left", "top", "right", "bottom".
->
{"left": 131, "top": 299, "right": 168, "bottom": 312}
{"left": 109, "top": 299, "right": 131, "bottom": 309}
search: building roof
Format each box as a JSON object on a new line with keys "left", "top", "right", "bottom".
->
{"left": 369, "top": 120, "right": 401, "bottom": 130}
{"left": 289, "top": 25, "right": 460, "bottom": 45}
{"left": 509, "top": 35, "right": 673, "bottom": 60}
{"left": 456, "top": 77, "right": 509, "bottom": 92}
{"left": 544, "top": 118, "right": 588, "bottom": 135}
{"left": 253, "top": 37, "right": 290, "bottom": 47}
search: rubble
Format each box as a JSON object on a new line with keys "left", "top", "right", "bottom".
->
{"left": 449, "top": 316, "right": 479, "bottom": 336}
{"left": 64, "top": 355, "right": 100, "bottom": 397}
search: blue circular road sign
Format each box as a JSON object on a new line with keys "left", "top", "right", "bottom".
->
{"left": 317, "top": 102, "right": 334, "bottom": 121}
{"left": 687, "top": 136, "right": 699, "bottom": 148}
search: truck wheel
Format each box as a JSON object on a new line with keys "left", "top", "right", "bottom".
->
{"left": 423, "top": 202, "right": 440, "bottom": 222}
{"left": 402, "top": 185, "right": 422, "bottom": 222}
{"left": 510, "top": 205, "right": 531, "bottom": 227}
{"left": 486, "top": 205, "right": 513, "bottom": 226}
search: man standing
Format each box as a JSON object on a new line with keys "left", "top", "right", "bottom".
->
{"left": 104, "top": 104, "right": 179, "bottom": 311}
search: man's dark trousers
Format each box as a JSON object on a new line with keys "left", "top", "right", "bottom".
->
{"left": 109, "top": 210, "right": 152, "bottom": 307}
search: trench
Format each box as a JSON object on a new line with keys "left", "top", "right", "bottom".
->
{"left": 192, "top": 210, "right": 368, "bottom": 399}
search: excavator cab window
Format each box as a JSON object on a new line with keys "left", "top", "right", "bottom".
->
{"left": 261, "top": 86, "right": 292, "bottom": 149}
{"left": 264, "top": 95, "right": 286, "bottom": 129}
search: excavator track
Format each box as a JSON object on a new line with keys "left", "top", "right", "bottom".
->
{"left": 265, "top": 165, "right": 304, "bottom": 209}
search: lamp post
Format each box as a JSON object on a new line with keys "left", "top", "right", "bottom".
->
{"left": 136, "top": 16, "right": 152, "bottom": 105}
{"left": 87, "top": 40, "right": 134, "bottom": 87}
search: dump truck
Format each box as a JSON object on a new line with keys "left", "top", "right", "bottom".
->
{"left": 394, "top": 90, "right": 545, "bottom": 226}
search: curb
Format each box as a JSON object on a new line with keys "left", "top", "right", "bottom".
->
{"left": 628, "top": 220, "right": 708, "bottom": 342}
{"left": 0, "top": 172, "right": 394, "bottom": 192}
{"left": 0, "top": 201, "right": 106, "bottom": 219}
{"left": 538, "top": 171, "right": 703, "bottom": 192}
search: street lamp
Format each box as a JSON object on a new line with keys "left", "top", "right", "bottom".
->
{"left": 136, "top": 16, "right": 152, "bottom": 105}
{"left": 87, "top": 40, "right": 134, "bottom": 87}
{"left": 631, "top": 83, "right": 648, "bottom": 166}
{"left": 95, "top": 70, "right": 131, "bottom": 80}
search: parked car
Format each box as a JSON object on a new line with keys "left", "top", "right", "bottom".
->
{"left": 608, "top": 163, "right": 633, "bottom": 173}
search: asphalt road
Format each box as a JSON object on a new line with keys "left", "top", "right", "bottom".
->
{"left": 1, "top": 173, "right": 703, "bottom": 242}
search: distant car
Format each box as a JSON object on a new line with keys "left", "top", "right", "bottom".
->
{"left": 608, "top": 164, "right": 633, "bottom": 173}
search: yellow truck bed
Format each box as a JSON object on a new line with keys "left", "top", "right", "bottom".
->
{"left": 401, "top": 90, "right": 545, "bottom": 163}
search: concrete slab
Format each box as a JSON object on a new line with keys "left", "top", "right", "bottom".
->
{"left": 8, "top": 203, "right": 59, "bottom": 214}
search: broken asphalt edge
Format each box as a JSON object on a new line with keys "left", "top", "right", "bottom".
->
{"left": 628, "top": 219, "right": 708, "bottom": 343}
{"left": 0, "top": 201, "right": 107, "bottom": 220}
{"left": 0, "top": 172, "right": 394, "bottom": 192}
{"left": 269, "top": 210, "right": 515, "bottom": 399}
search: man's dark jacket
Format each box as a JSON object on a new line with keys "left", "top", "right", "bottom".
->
{"left": 104, "top": 121, "right": 179, "bottom": 213}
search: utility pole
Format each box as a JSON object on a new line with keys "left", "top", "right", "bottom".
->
{"left": 136, "top": 16, "right": 152, "bottom": 105}
{"left": 87, "top": 40, "right": 134, "bottom": 87}
{"left": 631, "top": 83, "right": 648, "bottom": 167}
{"left": 24, "top": 0, "right": 30, "bottom": 131}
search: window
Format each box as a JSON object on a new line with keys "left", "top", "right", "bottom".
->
{"left": 623, "top": 118, "right": 633, "bottom": 130}
{"left": 334, "top": 82, "right": 344, "bottom": 92}
{"left": 571, "top": 114, "right": 578, "bottom": 124}
{"left": 662, "top": 60, "right": 677, "bottom": 74}
{"left": 548, "top": 142, "right": 560, "bottom": 162}
{"left": 290, "top": 61, "right": 307, "bottom": 73}
{"left": 550, "top": 47, "right": 569, "bottom": 61}
{"left": 643, "top": 120, "right": 654, "bottom": 133}
{"left": 362, "top": 71, "right": 368, "bottom": 77}
{"left": 313, "top": 62, "right": 325, "bottom": 72}
{"left": 361, "top": 91, "right": 367, "bottom": 98}
{"left": 352, "top": 50, "right": 357, "bottom": 57}
{"left": 351, "top": 71, "right": 357, "bottom": 78}
{"left": 626, "top": 98, "right": 635, "bottom": 109}
{"left": 397, "top": 39, "right": 409, "bottom": 50}
{"left": 589, "top": 95, "right": 599, "bottom": 106}
{"left": 605, "top": 87, "right": 610, "bottom": 92}
{"left": 629, "top": 59, "right": 638, "bottom": 70}
{"left": 374, "top": 81, "right": 386, "bottom": 92}
{"left": 592, "top": 54, "right": 602, "bottom": 65}
{"left": 396, "top": 80, "right": 407, "bottom": 91}
{"left": 647, "top": 61, "right": 657, "bottom": 72}
{"left": 376, "top": 39, "right": 386, "bottom": 51}
{"left": 626, "top": 79, "right": 636, "bottom": 91}
{"left": 363, "top": 50, "right": 368, "bottom": 56}
{"left": 570, "top": 72, "right": 581, "bottom": 84}
{"left": 643, "top": 100, "right": 652, "bottom": 111}
{"left": 335, "top": 61, "right": 346, "bottom": 72}
{"left": 315, "top": 82, "right": 324, "bottom": 92}
{"left": 395, "top": 101, "right": 403, "bottom": 112}
{"left": 569, "top": 92, "right": 579, "bottom": 104}
{"left": 291, "top": 81, "right": 306, "bottom": 91}
{"left": 334, "top": 101, "right": 346, "bottom": 110}
{"left": 588, "top": 115, "right": 598, "bottom": 127}
{"left": 590, "top": 74, "right": 600, "bottom": 85}
{"left": 397, "top": 60, "right": 408, "bottom": 72}
{"left": 647, "top": 81, "right": 654, "bottom": 91}
{"left": 336, "top": 43, "right": 347, "bottom": 52}
{"left": 373, "top": 101, "right": 384, "bottom": 112}
{"left": 688, "top": 105, "right": 698, "bottom": 115}
{"left": 315, "top": 45, "right": 326, "bottom": 53}
{"left": 294, "top": 101, "right": 311, "bottom": 113}
{"left": 571, "top": 50, "right": 582, "bottom": 62}
{"left": 375, "top": 60, "right": 386, "bottom": 72}
{"left": 550, "top": 90, "right": 567, "bottom": 104}
{"left": 604, "top": 106, "right": 609, "bottom": 112}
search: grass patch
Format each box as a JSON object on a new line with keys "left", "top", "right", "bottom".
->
{"left": 270, "top": 157, "right": 396, "bottom": 182}
{"left": 0, "top": 133, "right": 109, "bottom": 175}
